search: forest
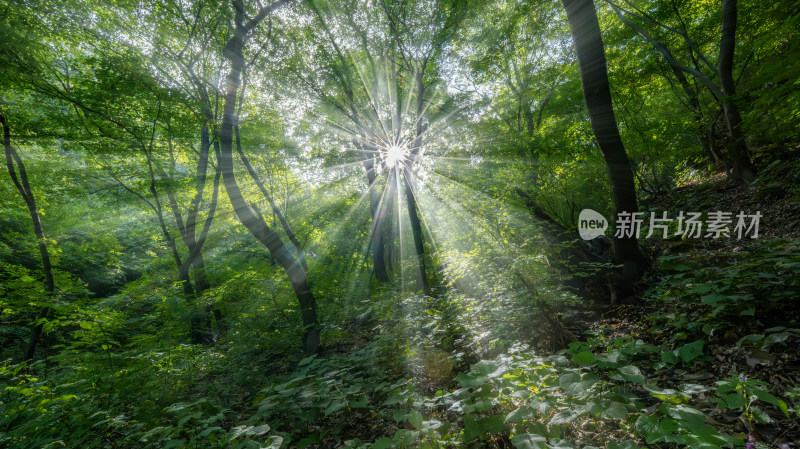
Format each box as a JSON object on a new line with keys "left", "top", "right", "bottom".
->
{"left": 1, "top": 0, "right": 800, "bottom": 447}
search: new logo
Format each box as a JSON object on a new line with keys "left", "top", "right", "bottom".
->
{"left": 578, "top": 209, "right": 608, "bottom": 240}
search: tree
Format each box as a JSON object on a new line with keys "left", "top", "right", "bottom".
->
{"left": 1, "top": 114, "right": 55, "bottom": 361}
{"left": 217, "top": 0, "right": 321, "bottom": 354}
{"left": 288, "top": 0, "right": 468, "bottom": 292}
{"left": 379, "top": 0, "right": 471, "bottom": 293}
{"left": 605, "top": 0, "right": 757, "bottom": 182}
{"left": 562, "top": 0, "right": 645, "bottom": 280}
{"left": 0, "top": 0, "right": 226, "bottom": 340}
{"left": 718, "top": 0, "right": 757, "bottom": 182}
{"left": 301, "top": 0, "right": 395, "bottom": 283}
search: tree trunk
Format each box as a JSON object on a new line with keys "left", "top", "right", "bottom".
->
{"left": 401, "top": 167, "right": 428, "bottom": 294}
{"left": 183, "top": 134, "right": 224, "bottom": 344}
{"left": 218, "top": 2, "right": 319, "bottom": 354}
{"left": 404, "top": 68, "right": 430, "bottom": 293}
{"left": 719, "top": 0, "right": 757, "bottom": 182}
{"left": 384, "top": 169, "right": 398, "bottom": 274}
{"left": 371, "top": 181, "right": 391, "bottom": 283}
{"left": 184, "top": 124, "right": 214, "bottom": 293}
{"left": 668, "top": 65, "right": 725, "bottom": 168}
{"left": 609, "top": 0, "right": 756, "bottom": 182}
{"left": 144, "top": 148, "right": 195, "bottom": 297}
{"left": 2, "top": 114, "right": 54, "bottom": 362}
{"left": 562, "top": 0, "right": 645, "bottom": 280}
{"left": 362, "top": 148, "right": 391, "bottom": 283}
{"left": 236, "top": 124, "right": 308, "bottom": 271}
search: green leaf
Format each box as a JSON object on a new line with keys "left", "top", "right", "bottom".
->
{"left": 324, "top": 400, "right": 346, "bottom": 415}
{"left": 463, "top": 414, "right": 505, "bottom": 441}
{"left": 572, "top": 351, "right": 596, "bottom": 366}
{"left": 601, "top": 401, "right": 628, "bottom": 420}
{"left": 393, "top": 429, "right": 419, "bottom": 446}
{"left": 511, "top": 433, "right": 547, "bottom": 449}
{"left": 764, "top": 332, "right": 791, "bottom": 347}
{"left": 724, "top": 393, "right": 745, "bottom": 409}
{"left": 297, "top": 432, "right": 322, "bottom": 448}
{"left": 751, "top": 388, "right": 780, "bottom": 406}
{"left": 680, "top": 383, "right": 709, "bottom": 395}
{"left": 245, "top": 424, "right": 270, "bottom": 436}
{"left": 370, "top": 437, "right": 395, "bottom": 449}
{"left": 473, "top": 360, "right": 506, "bottom": 378}
{"left": 419, "top": 419, "right": 442, "bottom": 434}
{"left": 634, "top": 414, "right": 681, "bottom": 444}
{"left": 751, "top": 408, "right": 771, "bottom": 424}
{"left": 674, "top": 405, "right": 706, "bottom": 429}
{"left": 350, "top": 395, "right": 368, "bottom": 408}
{"left": 612, "top": 365, "right": 645, "bottom": 384}
{"left": 658, "top": 417, "right": 679, "bottom": 434}
{"left": 264, "top": 436, "right": 283, "bottom": 449}
{"left": 406, "top": 410, "right": 424, "bottom": 430}
{"left": 644, "top": 384, "right": 689, "bottom": 404}
{"left": 198, "top": 426, "right": 224, "bottom": 437}
{"left": 392, "top": 409, "right": 408, "bottom": 423}
{"left": 560, "top": 372, "right": 600, "bottom": 395}
{"left": 661, "top": 351, "right": 678, "bottom": 365}
{"left": 505, "top": 406, "right": 534, "bottom": 423}
{"left": 715, "top": 379, "right": 737, "bottom": 394}
{"left": 298, "top": 355, "right": 317, "bottom": 366}
{"left": 549, "top": 410, "right": 579, "bottom": 425}
{"left": 677, "top": 340, "right": 705, "bottom": 364}
{"left": 691, "top": 284, "right": 713, "bottom": 294}
{"left": 228, "top": 425, "right": 249, "bottom": 440}
{"left": 455, "top": 372, "right": 488, "bottom": 388}
{"left": 778, "top": 399, "right": 790, "bottom": 418}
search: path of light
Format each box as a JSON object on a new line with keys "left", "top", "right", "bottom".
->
{"left": 384, "top": 143, "right": 408, "bottom": 169}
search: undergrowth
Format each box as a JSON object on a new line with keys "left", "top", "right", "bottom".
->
{"left": 2, "top": 242, "right": 799, "bottom": 448}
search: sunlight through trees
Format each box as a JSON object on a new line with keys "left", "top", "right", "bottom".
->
{"left": 2, "top": 0, "right": 799, "bottom": 447}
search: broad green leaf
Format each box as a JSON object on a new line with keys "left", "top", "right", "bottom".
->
{"left": 406, "top": 410, "right": 424, "bottom": 430}
{"left": 549, "top": 410, "right": 579, "bottom": 425}
{"left": 572, "top": 351, "right": 596, "bottom": 366}
{"left": 505, "top": 406, "right": 534, "bottom": 423}
{"left": 612, "top": 365, "right": 645, "bottom": 384}
{"left": 511, "top": 433, "right": 546, "bottom": 449}
{"left": 559, "top": 372, "right": 600, "bottom": 395}
{"left": 370, "top": 437, "right": 395, "bottom": 449}
{"left": 463, "top": 414, "right": 505, "bottom": 441}
{"left": 601, "top": 401, "right": 628, "bottom": 419}
{"left": 677, "top": 341, "right": 705, "bottom": 364}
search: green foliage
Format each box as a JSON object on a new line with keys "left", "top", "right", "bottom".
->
{"left": 652, "top": 243, "right": 800, "bottom": 333}
{"left": 250, "top": 348, "right": 393, "bottom": 446}
{"left": 1, "top": 0, "right": 799, "bottom": 448}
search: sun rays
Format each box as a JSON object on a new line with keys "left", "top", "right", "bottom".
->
{"left": 382, "top": 142, "right": 409, "bottom": 169}
{"left": 292, "top": 47, "right": 544, "bottom": 329}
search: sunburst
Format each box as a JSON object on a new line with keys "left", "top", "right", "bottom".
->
{"left": 382, "top": 142, "right": 409, "bottom": 169}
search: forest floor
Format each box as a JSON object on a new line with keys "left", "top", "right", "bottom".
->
{"left": 3, "top": 164, "right": 799, "bottom": 449}
{"left": 309, "top": 162, "right": 800, "bottom": 448}
{"left": 307, "top": 163, "right": 800, "bottom": 448}
{"left": 647, "top": 162, "right": 800, "bottom": 241}
{"left": 578, "top": 159, "right": 800, "bottom": 448}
